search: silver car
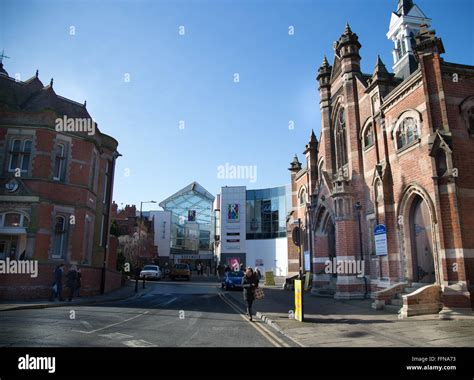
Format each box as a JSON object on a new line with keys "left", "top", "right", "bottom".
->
{"left": 139, "top": 265, "right": 162, "bottom": 281}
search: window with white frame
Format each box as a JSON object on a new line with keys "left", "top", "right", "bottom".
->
{"left": 0, "top": 212, "right": 29, "bottom": 228}
{"left": 52, "top": 215, "right": 68, "bottom": 258}
{"left": 8, "top": 139, "right": 32, "bottom": 173}
{"left": 53, "top": 143, "right": 66, "bottom": 181}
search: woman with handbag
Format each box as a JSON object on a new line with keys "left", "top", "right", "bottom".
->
{"left": 242, "top": 267, "right": 259, "bottom": 321}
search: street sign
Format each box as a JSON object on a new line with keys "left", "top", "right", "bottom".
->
{"left": 304, "top": 251, "right": 310, "bottom": 271}
{"left": 292, "top": 227, "right": 301, "bottom": 246}
{"left": 374, "top": 224, "right": 388, "bottom": 256}
{"left": 294, "top": 280, "right": 303, "bottom": 322}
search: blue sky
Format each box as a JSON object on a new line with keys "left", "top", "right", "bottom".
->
{"left": 2, "top": 0, "right": 473, "bottom": 211}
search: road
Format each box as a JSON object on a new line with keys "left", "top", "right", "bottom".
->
{"left": 0, "top": 280, "right": 294, "bottom": 347}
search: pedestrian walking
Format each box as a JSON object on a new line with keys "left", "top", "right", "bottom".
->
{"left": 255, "top": 267, "right": 262, "bottom": 281}
{"left": 197, "top": 263, "right": 202, "bottom": 276}
{"left": 66, "top": 264, "right": 78, "bottom": 302}
{"left": 50, "top": 264, "right": 65, "bottom": 301}
{"left": 75, "top": 268, "right": 82, "bottom": 297}
{"left": 241, "top": 267, "right": 259, "bottom": 321}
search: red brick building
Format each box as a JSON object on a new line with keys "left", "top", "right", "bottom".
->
{"left": 0, "top": 62, "right": 121, "bottom": 299}
{"left": 111, "top": 202, "right": 158, "bottom": 265}
{"left": 288, "top": 0, "right": 474, "bottom": 316}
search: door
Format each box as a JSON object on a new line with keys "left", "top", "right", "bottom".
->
{"left": 0, "top": 241, "right": 7, "bottom": 260}
{"left": 327, "top": 221, "right": 337, "bottom": 279}
{"left": 410, "top": 196, "right": 435, "bottom": 283}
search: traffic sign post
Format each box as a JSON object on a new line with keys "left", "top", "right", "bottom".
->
{"left": 294, "top": 279, "right": 304, "bottom": 322}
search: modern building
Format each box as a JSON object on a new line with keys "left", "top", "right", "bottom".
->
{"left": 288, "top": 0, "right": 474, "bottom": 316}
{"left": 0, "top": 62, "right": 121, "bottom": 299}
{"left": 215, "top": 185, "right": 291, "bottom": 276}
{"left": 151, "top": 182, "right": 215, "bottom": 269}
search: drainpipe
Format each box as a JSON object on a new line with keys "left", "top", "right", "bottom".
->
{"left": 355, "top": 201, "right": 368, "bottom": 298}
{"left": 100, "top": 151, "right": 120, "bottom": 295}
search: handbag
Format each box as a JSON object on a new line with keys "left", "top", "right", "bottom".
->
{"left": 52, "top": 283, "right": 57, "bottom": 293}
{"left": 254, "top": 287, "right": 264, "bottom": 300}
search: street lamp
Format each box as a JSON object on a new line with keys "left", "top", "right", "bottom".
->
{"left": 135, "top": 200, "right": 157, "bottom": 293}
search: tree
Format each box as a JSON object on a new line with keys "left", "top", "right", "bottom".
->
{"left": 118, "top": 229, "right": 149, "bottom": 271}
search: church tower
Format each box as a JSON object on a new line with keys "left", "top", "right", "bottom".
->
{"left": 387, "top": 0, "right": 431, "bottom": 80}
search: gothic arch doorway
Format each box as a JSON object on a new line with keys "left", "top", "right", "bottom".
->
{"left": 323, "top": 215, "right": 336, "bottom": 278}
{"left": 409, "top": 195, "right": 435, "bottom": 283}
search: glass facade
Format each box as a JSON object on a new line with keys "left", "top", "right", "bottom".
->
{"left": 160, "top": 183, "right": 214, "bottom": 254}
{"left": 246, "top": 185, "right": 291, "bottom": 240}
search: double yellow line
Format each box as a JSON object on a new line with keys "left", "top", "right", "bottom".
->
{"left": 218, "top": 292, "right": 290, "bottom": 348}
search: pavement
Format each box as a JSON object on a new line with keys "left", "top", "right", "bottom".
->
{"left": 0, "top": 281, "right": 152, "bottom": 312}
{"left": 225, "top": 283, "right": 474, "bottom": 347}
{"left": 1, "top": 275, "right": 473, "bottom": 348}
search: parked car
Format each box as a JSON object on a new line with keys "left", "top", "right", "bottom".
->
{"left": 170, "top": 263, "right": 191, "bottom": 281}
{"left": 221, "top": 271, "right": 245, "bottom": 291}
{"left": 139, "top": 265, "right": 162, "bottom": 281}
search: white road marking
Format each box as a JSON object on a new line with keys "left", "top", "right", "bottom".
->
{"left": 122, "top": 339, "right": 156, "bottom": 347}
{"left": 99, "top": 332, "right": 133, "bottom": 341}
{"left": 72, "top": 311, "right": 149, "bottom": 334}
{"left": 157, "top": 297, "right": 177, "bottom": 307}
{"left": 80, "top": 321, "right": 94, "bottom": 331}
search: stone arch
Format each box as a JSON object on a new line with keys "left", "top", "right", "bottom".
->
{"left": 397, "top": 184, "right": 441, "bottom": 284}
{"left": 459, "top": 95, "right": 474, "bottom": 137}
{"left": 391, "top": 109, "right": 423, "bottom": 149}
{"left": 297, "top": 185, "right": 307, "bottom": 206}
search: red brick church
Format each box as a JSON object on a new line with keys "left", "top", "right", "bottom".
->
{"left": 288, "top": 0, "right": 474, "bottom": 316}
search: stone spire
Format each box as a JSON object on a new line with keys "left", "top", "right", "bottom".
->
{"left": 289, "top": 154, "right": 302, "bottom": 172}
{"left": 397, "top": 0, "right": 414, "bottom": 15}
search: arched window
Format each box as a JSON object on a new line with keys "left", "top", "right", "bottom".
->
{"left": 467, "top": 107, "right": 474, "bottom": 135}
{"left": 52, "top": 215, "right": 67, "bottom": 258}
{"left": 299, "top": 187, "right": 307, "bottom": 206}
{"left": 335, "top": 108, "right": 348, "bottom": 169}
{"left": 375, "top": 180, "right": 383, "bottom": 203}
{"left": 364, "top": 123, "right": 375, "bottom": 149}
{"left": 396, "top": 117, "right": 419, "bottom": 149}
{"left": 435, "top": 150, "right": 447, "bottom": 177}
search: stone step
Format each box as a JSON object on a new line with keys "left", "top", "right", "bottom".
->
{"left": 384, "top": 304, "right": 402, "bottom": 313}
{"left": 390, "top": 298, "right": 403, "bottom": 307}
{"left": 404, "top": 287, "right": 420, "bottom": 294}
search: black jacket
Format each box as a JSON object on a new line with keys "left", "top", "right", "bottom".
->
{"left": 242, "top": 273, "right": 259, "bottom": 301}
{"left": 66, "top": 270, "right": 78, "bottom": 289}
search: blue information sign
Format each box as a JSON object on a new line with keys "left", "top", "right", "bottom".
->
{"left": 374, "top": 224, "right": 388, "bottom": 256}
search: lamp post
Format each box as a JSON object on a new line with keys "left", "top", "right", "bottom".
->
{"left": 135, "top": 200, "right": 157, "bottom": 293}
